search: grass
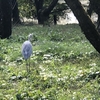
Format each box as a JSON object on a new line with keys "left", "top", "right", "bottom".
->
{"left": 0, "top": 24, "right": 100, "bottom": 99}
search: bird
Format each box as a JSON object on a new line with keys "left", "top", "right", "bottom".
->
{"left": 21, "top": 34, "right": 33, "bottom": 72}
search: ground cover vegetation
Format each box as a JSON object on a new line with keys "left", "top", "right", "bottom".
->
{"left": 0, "top": 24, "right": 100, "bottom": 99}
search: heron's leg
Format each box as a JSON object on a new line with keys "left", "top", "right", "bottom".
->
{"left": 28, "top": 58, "right": 30, "bottom": 72}
{"left": 25, "top": 59, "right": 28, "bottom": 72}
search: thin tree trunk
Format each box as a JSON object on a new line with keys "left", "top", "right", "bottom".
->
{"left": 12, "top": 0, "right": 21, "bottom": 24}
{"left": 54, "top": 15, "right": 57, "bottom": 25}
{"left": 65, "top": 0, "right": 100, "bottom": 53}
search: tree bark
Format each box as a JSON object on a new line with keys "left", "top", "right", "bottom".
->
{"left": 0, "top": 0, "right": 12, "bottom": 39}
{"left": 64, "top": 0, "right": 100, "bottom": 53}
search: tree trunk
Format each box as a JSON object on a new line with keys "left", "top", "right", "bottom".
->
{"left": 12, "top": 0, "right": 21, "bottom": 24}
{"left": 34, "top": 0, "right": 44, "bottom": 24}
{"left": 0, "top": 0, "right": 3, "bottom": 38}
{"left": 41, "top": 0, "right": 58, "bottom": 25}
{"left": 64, "top": 0, "right": 100, "bottom": 53}
{"left": 34, "top": 0, "right": 58, "bottom": 25}
{"left": 0, "top": 0, "right": 12, "bottom": 39}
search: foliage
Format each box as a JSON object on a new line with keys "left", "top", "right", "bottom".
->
{"left": 0, "top": 24, "right": 100, "bottom": 99}
{"left": 17, "top": 0, "right": 36, "bottom": 19}
{"left": 17, "top": 0, "right": 68, "bottom": 22}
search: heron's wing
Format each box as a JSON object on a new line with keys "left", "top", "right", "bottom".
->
{"left": 22, "top": 41, "right": 32, "bottom": 59}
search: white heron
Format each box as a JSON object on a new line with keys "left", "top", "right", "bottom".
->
{"left": 21, "top": 34, "right": 33, "bottom": 72}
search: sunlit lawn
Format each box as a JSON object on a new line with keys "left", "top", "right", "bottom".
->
{"left": 0, "top": 24, "right": 100, "bottom": 99}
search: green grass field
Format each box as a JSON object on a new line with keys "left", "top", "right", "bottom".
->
{"left": 0, "top": 24, "right": 100, "bottom": 99}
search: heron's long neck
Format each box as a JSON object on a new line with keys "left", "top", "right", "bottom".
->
{"left": 28, "top": 37, "right": 31, "bottom": 41}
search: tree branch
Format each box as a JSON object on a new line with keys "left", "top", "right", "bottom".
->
{"left": 43, "top": 0, "right": 58, "bottom": 15}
